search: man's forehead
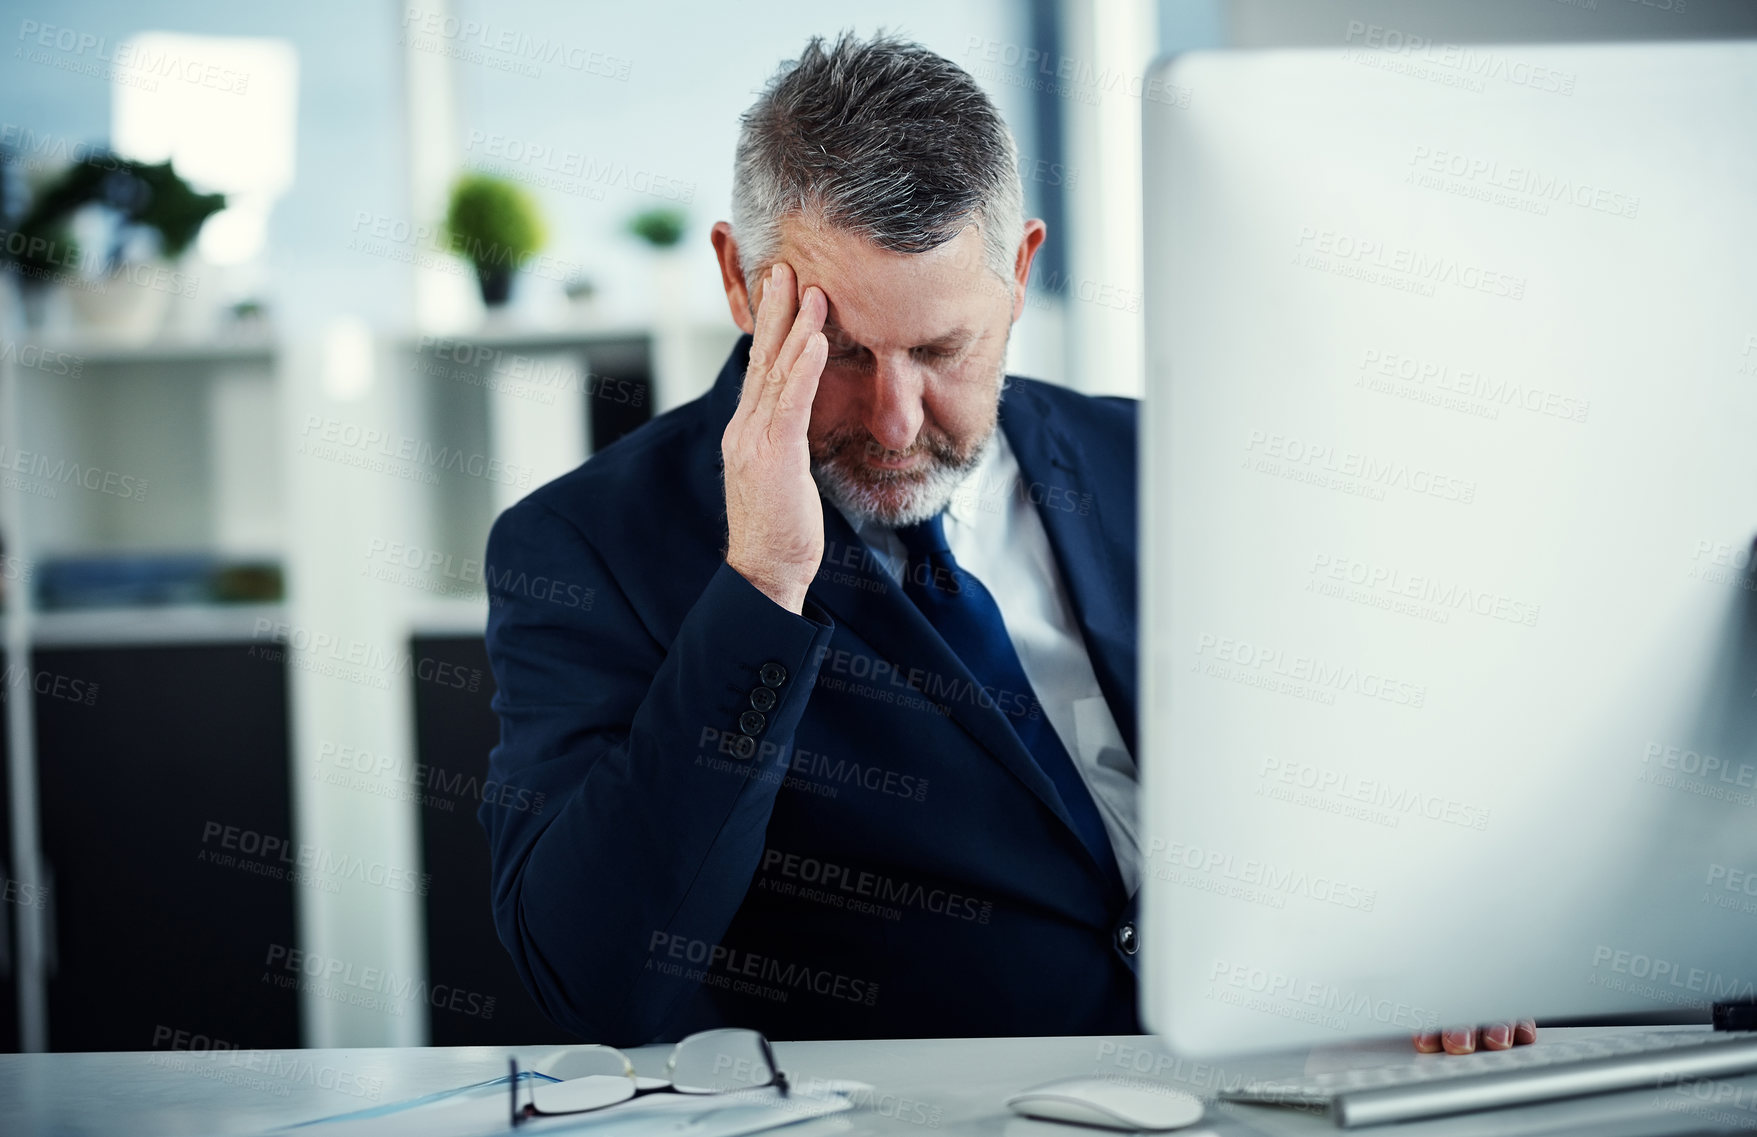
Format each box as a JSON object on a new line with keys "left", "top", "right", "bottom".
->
{"left": 769, "top": 217, "right": 999, "bottom": 345}
{"left": 820, "top": 311, "right": 974, "bottom": 350}
{"left": 773, "top": 215, "right": 988, "bottom": 283}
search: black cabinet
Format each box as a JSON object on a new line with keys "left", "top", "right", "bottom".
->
{"left": 34, "top": 642, "right": 299, "bottom": 1051}
{"left": 0, "top": 672, "right": 16, "bottom": 1053}
{"left": 577, "top": 337, "right": 654, "bottom": 453}
{"left": 410, "top": 634, "right": 578, "bottom": 1046}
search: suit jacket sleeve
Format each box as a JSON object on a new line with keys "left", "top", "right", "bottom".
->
{"left": 479, "top": 496, "right": 835, "bottom": 1045}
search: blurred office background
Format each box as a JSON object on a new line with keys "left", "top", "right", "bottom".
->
{"left": 0, "top": 0, "right": 1751, "bottom": 1055}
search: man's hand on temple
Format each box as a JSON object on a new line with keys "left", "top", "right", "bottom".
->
{"left": 722, "top": 261, "right": 830, "bottom": 614}
{"left": 1414, "top": 1020, "right": 1538, "bottom": 1054}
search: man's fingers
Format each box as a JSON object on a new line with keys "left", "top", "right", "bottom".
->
{"left": 766, "top": 284, "right": 827, "bottom": 403}
{"left": 1416, "top": 1021, "right": 1535, "bottom": 1056}
{"left": 752, "top": 285, "right": 826, "bottom": 429}
{"left": 770, "top": 330, "right": 827, "bottom": 438}
{"left": 754, "top": 263, "right": 795, "bottom": 361}
{"left": 742, "top": 263, "right": 795, "bottom": 410}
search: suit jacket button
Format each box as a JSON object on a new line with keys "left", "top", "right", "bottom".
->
{"left": 1116, "top": 922, "right": 1139, "bottom": 956}
{"left": 749, "top": 686, "right": 777, "bottom": 712}
{"left": 759, "top": 662, "right": 788, "bottom": 688}
{"left": 739, "top": 710, "right": 767, "bottom": 736}
{"left": 731, "top": 734, "right": 758, "bottom": 760}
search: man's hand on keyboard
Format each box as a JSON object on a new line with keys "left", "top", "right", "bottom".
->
{"left": 1413, "top": 1019, "right": 1538, "bottom": 1055}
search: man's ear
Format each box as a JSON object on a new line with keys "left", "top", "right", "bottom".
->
{"left": 1010, "top": 219, "right": 1048, "bottom": 323}
{"left": 711, "top": 221, "right": 758, "bottom": 334}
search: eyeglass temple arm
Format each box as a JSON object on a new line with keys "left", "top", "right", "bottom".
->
{"left": 757, "top": 1037, "right": 789, "bottom": 1096}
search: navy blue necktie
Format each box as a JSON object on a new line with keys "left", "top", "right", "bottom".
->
{"left": 892, "top": 513, "right": 1122, "bottom": 891}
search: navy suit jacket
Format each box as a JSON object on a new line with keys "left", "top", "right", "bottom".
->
{"left": 480, "top": 335, "right": 1143, "bottom": 1045}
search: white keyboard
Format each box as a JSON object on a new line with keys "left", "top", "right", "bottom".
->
{"left": 1222, "top": 1030, "right": 1757, "bottom": 1127}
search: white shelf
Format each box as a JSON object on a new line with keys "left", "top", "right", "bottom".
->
{"left": 404, "top": 594, "right": 490, "bottom": 638}
{"left": 29, "top": 602, "right": 288, "bottom": 648}
{"left": 402, "top": 324, "right": 652, "bottom": 355}
{"left": 22, "top": 331, "right": 278, "bottom": 368}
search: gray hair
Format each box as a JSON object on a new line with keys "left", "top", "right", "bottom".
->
{"left": 730, "top": 31, "right": 1024, "bottom": 289}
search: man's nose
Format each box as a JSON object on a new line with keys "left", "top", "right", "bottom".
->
{"left": 863, "top": 357, "right": 926, "bottom": 453}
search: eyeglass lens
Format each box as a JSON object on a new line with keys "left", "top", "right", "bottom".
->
{"left": 667, "top": 1028, "right": 780, "bottom": 1093}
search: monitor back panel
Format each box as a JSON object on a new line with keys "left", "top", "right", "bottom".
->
{"left": 1141, "top": 41, "right": 1757, "bottom": 1056}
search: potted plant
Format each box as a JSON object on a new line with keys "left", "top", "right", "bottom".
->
{"left": 1, "top": 153, "right": 224, "bottom": 339}
{"left": 444, "top": 174, "right": 546, "bottom": 307}
{"left": 628, "top": 207, "right": 689, "bottom": 330}
{"left": 0, "top": 218, "right": 80, "bottom": 328}
{"left": 627, "top": 207, "right": 686, "bottom": 250}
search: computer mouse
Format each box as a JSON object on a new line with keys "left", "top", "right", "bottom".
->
{"left": 1006, "top": 1075, "right": 1206, "bottom": 1131}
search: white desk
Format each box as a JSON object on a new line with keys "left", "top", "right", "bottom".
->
{"left": 0, "top": 1027, "right": 1750, "bottom": 1136}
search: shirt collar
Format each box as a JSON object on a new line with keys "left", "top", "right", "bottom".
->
{"left": 945, "top": 427, "right": 1011, "bottom": 530}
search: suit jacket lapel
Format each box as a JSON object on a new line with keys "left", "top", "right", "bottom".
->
{"left": 806, "top": 505, "right": 1081, "bottom": 840}
{"left": 999, "top": 381, "right": 1140, "bottom": 762}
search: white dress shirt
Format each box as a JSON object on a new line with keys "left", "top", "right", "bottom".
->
{"left": 833, "top": 429, "right": 1143, "bottom": 896}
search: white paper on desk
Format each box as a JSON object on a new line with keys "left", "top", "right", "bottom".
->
{"left": 523, "top": 1088, "right": 851, "bottom": 1137}
{"left": 269, "top": 1084, "right": 850, "bottom": 1137}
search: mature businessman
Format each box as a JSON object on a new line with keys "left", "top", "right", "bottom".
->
{"left": 480, "top": 32, "right": 1532, "bottom": 1056}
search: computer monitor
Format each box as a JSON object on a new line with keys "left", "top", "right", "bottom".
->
{"left": 1140, "top": 38, "right": 1757, "bottom": 1057}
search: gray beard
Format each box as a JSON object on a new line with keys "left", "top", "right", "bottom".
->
{"left": 806, "top": 345, "right": 1011, "bottom": 528}
{"left": 810, "top": 422, "right": 996, "bottom": 529}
